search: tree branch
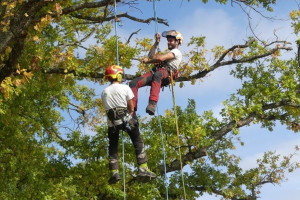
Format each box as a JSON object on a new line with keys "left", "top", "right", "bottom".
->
{"left": 42, "top": 68, "right": 136, "bottom": 80}
{"left": 71, "top": 13, "right": 169, "bottom": 26}
{"left": 69, "top": 102, "right": 85, "bottom": 116}
{"left": 0, "top": 0, "right": 49, "bottom": 83}
{"left": 297, "top": 39, "right": 300, "bottom": 68}
{"left": 176, "top": 42, "right": 293, "bottom": 82}
{"left": 44, "top": 126, "right": 65, "bottom": 141}
{"left": 159, "top": 98, "right": 298, "bottom": 174}
{"left": 126, "top": 29, "right": 141, "bottom": 45}
{"left": 34, "top": 39, "right": 293, "bottom": 84}
{"left": 61, "top": 0, "right": 113, "bottom": 15}
{"left": 59, "top": 28, "right": 96, "bottom": 50}
{"left": 0, "top": 1, "right": 47, "bottom": 54}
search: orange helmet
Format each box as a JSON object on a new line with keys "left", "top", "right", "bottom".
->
{"left": 105, "top": 65, "right": 123, "bottom": 82}
{"left": 162, "top": 30, "right": 183, "bottom": 45}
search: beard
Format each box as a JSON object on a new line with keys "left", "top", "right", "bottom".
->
{"left": 168, "top": 43, "right": 176, "bottom": 50}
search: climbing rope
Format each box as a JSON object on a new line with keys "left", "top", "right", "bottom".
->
{"left": 121, "top": 131, "right": 126, "bottom": 200}
{"left": 152, "top": 0, "right": 158, "bottom": 34}
{"left": 156, "top": 107, "right": 169, "bottom": 200}
{"left": 170, "top": 71, "right": 187, "bottom": 200}
{"left": 113, "top": 1, "right": 126, "bottom": 199}
{"left": 114, "top": 0, "right": 119, "bottom": 66}
{"left": 152, "top": 0, "right": 160, "bottom": 52}
{"left": 152, "top": 0, "right": 169, "bottom": 199}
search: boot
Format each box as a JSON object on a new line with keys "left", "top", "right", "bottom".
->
{"left": 146, "top": 100, "right": 157, "bottom": 115}
{"left": 108, "top": 170, "right": 121, "bottom": 184}
{"left": 137, "top": 163, "right": 156, "bottom": 179}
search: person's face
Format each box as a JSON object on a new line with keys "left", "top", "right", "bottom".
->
{"left": 167, "top": 37, "right": 179, "bottom": 50}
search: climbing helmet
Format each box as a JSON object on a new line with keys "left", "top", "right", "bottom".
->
{"left": 162, "top": 30, "right": 183, "bottom": 45}
{"left": 105, "top": 65, "right": 123, "bottom": 82}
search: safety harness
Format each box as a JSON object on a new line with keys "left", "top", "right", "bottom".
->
{"left": 153, "top": 62, "right": 179, "bottom": 85}
{"left": 106, "top": 107, "right": 138, "bottom": 132}
{"left": 106, "top": 107, "right": 128, "bottom": 122}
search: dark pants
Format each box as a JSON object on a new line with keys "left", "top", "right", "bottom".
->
{"left": 129, "top": 67, "right": 170, "bottom": 110}
{"left": 108, "top": 124, "right": 147, "bottom": 170}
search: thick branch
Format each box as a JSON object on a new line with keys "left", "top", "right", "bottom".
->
{"left": 214, "top": 42, "right": 252, "bottom": 66}
{"left": 0, "top": 1, "right": 46, "bottom": 54}
{"left": 71, "top": 13, "right": 169, "bottom": 26}
{"left": 60, "top": 0, "right": 168, "bottom": 26}
{"left": 61, "top": 0, "right": 112, "bottom": 15}
{"left": 43, "top": 68, "right": 136, "bottom": 80}
{"left": 159, "top": 99, "right": 298, "bottom": 174}
{"left": 176, "top": 43, "right": 293, "bottom": 82}
{"left": 0, "top": 1, "right": 48, "bottom": 83}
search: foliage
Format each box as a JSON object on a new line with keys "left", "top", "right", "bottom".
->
{"left": 0, "top": 0, "right": 299, "bottom": 199}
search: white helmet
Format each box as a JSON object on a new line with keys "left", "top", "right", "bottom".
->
{"left": 162, "top": 30, "right": 183, "bottom": 45}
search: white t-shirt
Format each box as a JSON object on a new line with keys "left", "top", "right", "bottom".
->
{"left": 167, "top": 48, "right": 182, "bottom": 70}
{"left": 102, "top": 83, "right": 134, "bottom": 110}
{"left": 101, "top": 83, "right": 134, "bottom": 127}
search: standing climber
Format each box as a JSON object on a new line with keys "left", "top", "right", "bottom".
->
{"left": 129, "top": 30, "right": 183, "bottom": 115}
{"left": 101, "top": 65, "right": 156, "bottom": 184}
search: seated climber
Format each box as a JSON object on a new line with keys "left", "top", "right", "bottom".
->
{"left": 101, "top": 65, "right": 156, "bottom": 184}
{"left": 129, "top": 30, "right": 183, "bottom": 115}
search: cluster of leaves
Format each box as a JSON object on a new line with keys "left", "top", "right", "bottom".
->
{"left": 0, "top": 0, "right": 299, "bottom": 199}
{"left": 227, "top": 55, "right": 299, "bottom": 132}
{"left": 290, "top": 9, "right": 300, "bottom": 35}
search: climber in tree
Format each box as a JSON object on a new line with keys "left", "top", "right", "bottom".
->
{"left": 101, "top": 65, "right": 156, "bottom": 184}
{"left": 129, "top": 30, "right": 183, "bottom": 115}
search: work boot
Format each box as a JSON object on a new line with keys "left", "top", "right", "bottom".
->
{"left": 108, "top": 170, "right": 121, "bottom": 184}
{"left": 137, "top": 163, "right": 156, "bottom": 179}
{"left": 146, "top": 100, "right": 157, "bottom": 115}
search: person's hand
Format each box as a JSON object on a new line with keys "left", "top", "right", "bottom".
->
{"left": 143, "top": 57, "right": 149, "bottom": 64}
{"left": 123, "top": 113, "right": 138, "bottom": 130}
{"left": 155, "top": 33, "right": 161, "bottom": 43}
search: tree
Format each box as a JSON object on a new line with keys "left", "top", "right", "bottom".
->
{"left": 0, "top": 0, "right": 299, "bottom": 199}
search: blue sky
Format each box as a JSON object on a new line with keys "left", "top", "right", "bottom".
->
{"left": 80, "top": 0, "right": 299, "bottom": 199}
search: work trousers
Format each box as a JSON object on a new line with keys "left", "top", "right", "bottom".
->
{"left": 108, "top": 123, "right": 147, "bottom": 170}
{"left": 129, "top": 67, "right": 170, "bottom": 110}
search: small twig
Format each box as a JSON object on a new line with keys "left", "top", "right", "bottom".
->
{"left": 126, "top": 29, "right": 141, "bottom": 45}
{"left": 69, "top": 102, "right": 85, "bottom": 116}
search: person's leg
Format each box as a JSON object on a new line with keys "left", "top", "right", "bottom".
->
{"left": 126, "top": 126, "right": 156, "bottom": 178}
{"left": 129, "top": 72, "right": 153, "bottom": 111}
{"left": 107, "top": 126, "right": 121, "bottom": 184}
{"left": 108, "top": 126, "right": 120, "bottom": 170}
{"left": 127, "top": 127, "right": 148, "bottom": 165}
{"left": 146, "top": 68, "right": 169, "bottom": 115}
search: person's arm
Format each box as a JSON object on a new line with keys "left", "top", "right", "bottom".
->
{"left": 148, "top": 42, "right": 159, "bottom": 59}
{"left": 127, "top": 99, "right": 134, "bottom": 115}
{"left": 148, "top": 33, "right": 161, "bottom": 58}
{"left": 143, "top": 52, "right": 175, "bottom": 64}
